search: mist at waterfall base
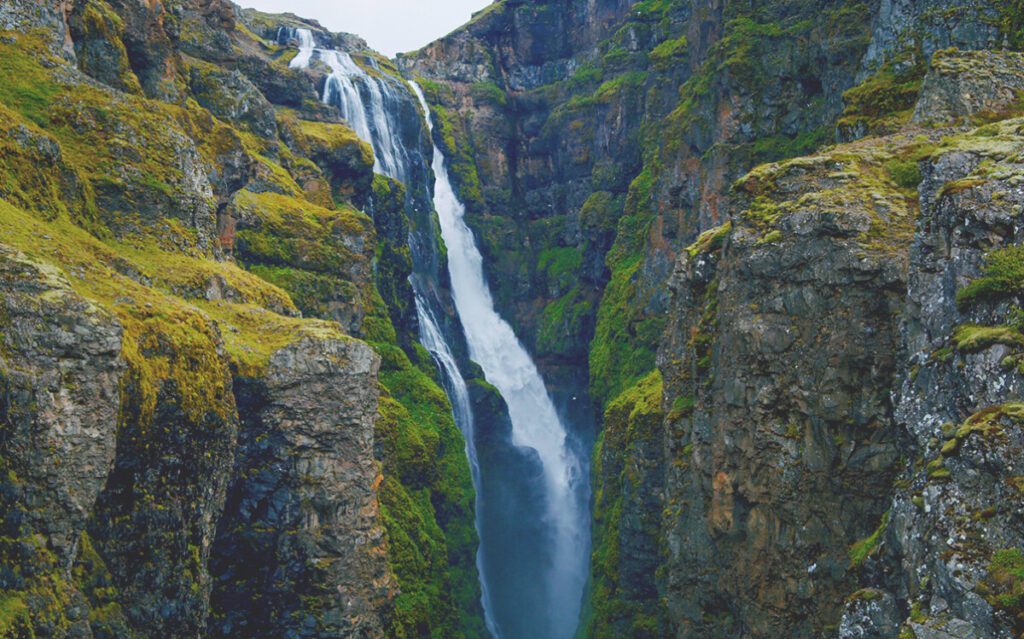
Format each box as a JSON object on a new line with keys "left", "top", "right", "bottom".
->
{"left": 284, "top": 29, "right": 592, "bottom": 639}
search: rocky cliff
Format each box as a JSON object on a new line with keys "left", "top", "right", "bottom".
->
{"left": 407, "top": 0, "right": 1024, "bottom": 637}
{"left": 5, "top": 0, "right": 1024, "bottom": 638}
{"left": 0, "top": 1, "right": 482, "bottom": 638}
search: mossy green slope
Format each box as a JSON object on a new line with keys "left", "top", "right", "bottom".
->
{"left": 0, "top": 21, "right": 481, "bottom": 638}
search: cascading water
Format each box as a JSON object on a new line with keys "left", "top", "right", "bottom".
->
{"left": 285, "top": 28, "right": 408, "bottom": 180}
{"left": 284, "top": 27, "right": 590, "bottom": 638}
{"left": 412, "top": 83, "right": 589, "bottom": 639}
{"left": 286, "top": 28, "right": 501, "bottom": 634}
{"left": 414, "top": 296, "right": 500, "bottom": 639}
{"left": 285, "top": 27, "right": 315, "bottom": 69}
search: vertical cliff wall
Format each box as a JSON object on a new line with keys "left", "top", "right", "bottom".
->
{"left": 0, "top": 2, "right": 483, "bottom": 638}
{"left": 408, "top": 1, "right": 1024, "bottom": 637}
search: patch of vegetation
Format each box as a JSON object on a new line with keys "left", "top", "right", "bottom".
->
{"left": 849, "top": 511, "right": 890, "bottom": 568}
{"left": 686, "top": 222, "right": 731, "bottom": 258}
{"left": 538, "top": 246, "right": 583, "bottom": 287}
{"left": 957, "top": 244, "right": 1024, "bottom": 308}
{"left": 953, "top": 324, "right": 1024, "bottom": 352}
{"left": 537, "top": 286, "right": 593, "bottom": 356}
{"left": 589, "top": 166, "right": 667, "bottom": 408}
{"left": 954, "top": 403, "right": 1024, "bottom": 441}
{"left": 750, "top": 127, "right": 833, "bottom": 166}
{"left": 470, "top": 81, "right": 508, "bottom": 107}
{"left": 885, "top": 157, "right": 923, "bottom": 190}
{"left": 838, "top": 58, "right": 925, "bottom": 136}
{"left": 649, "top": 35, "right": 688, "bottom": 70}
{"left": 980, "top": 548, "right": 1024, "bottom": 633}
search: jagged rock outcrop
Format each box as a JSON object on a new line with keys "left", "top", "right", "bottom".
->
{"left": 657, "top": 131, "right": 920, "bottom": 636}
{"left": 836, "top": 112, "right": 1024, "bottom": 639}
{"left": 69, "top": 0, "right": 143, "bottom": 94}
{"left": 860, "top": 0, "right": 1004, "bottom": 75}
{"left": 914, "top": 49, "right": 1024, "bottom": 124}
{"left": 188, "top": 65, "right": 279, "bottom": 139}
{"left": 0, "top": 245, "right": 124, "bottom": 639}
{"left": 0, "top": 0, "right": 76, "bottom": 61}
{"left": 210, "top": 337, "right": 390, "bottom": 638}
{"left": 0, "top": 245, "right": 124, "bottom": 568}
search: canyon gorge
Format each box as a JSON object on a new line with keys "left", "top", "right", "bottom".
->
{"left": 1, "top": 0, "right": 1024, "bottom": 638}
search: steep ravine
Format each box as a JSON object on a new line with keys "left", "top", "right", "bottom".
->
{"left": 407, "top": 0, "right": 1024, "bottom": 638}
{"left": 3, "top": 1, "right": 1024, "bottom": 639}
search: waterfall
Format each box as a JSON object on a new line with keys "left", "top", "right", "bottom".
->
{"left": 285, "top": 28, "right": 502, "bottom": 635}
{"left": 414, "top": 295, "right": 501, "bottom": 639}
{"left": 287, "top": 29, "right": 408, "bottom": 181}
{"left": 412, "top": 83, "right": 589, "bottom": 639}
{"left": 283, "top": 28, "right": 590, "bottom": 638}
{"left": 278, "top": 26, "right": 316, "bottom": 69}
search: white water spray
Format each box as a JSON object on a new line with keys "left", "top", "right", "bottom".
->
{"left": 412, "top": 82, "right": 588, "bottom": 639}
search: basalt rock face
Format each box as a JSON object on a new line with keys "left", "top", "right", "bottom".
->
{"left": 0, "top": 247, "right": 124, "bottom": 639}
{"left": 657, "top": 131, "right": 918, "bottom": 636}
{"left": 835, "top": 114, "right": 1024, "bottom": 639}
{"left": 620, "top": 46, "right": 1024, "bottom": 639}
{"left": 0, "top": 246, "right": 124, "bottom": 571}
{"left": 0, "top": 1, "right": 481, "bottom": 638}
{"left": 210, "top": 337, "right": 390, "bottom": 638}
{"left": 859, "top": 0, "right": 1004, "bottom": 75}
{"left": 411, "top": 1, "right": 1024, "bottom": 638}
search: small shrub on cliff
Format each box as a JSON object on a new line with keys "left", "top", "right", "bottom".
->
{"left": 849, "top": 511, "right": 890, "bottom": 567}
{"left": 885, "top": 157, "right": 923, "bottom": 190}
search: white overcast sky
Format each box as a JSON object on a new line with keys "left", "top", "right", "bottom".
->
{"left": 241, "top": 0, "right": 492, "bottom": 57}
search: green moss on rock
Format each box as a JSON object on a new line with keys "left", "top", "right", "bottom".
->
{"left": 957, "top": 244, "right": 1024, "bottom": 308}
{"left": 849, "top": 511, "right": 890, "bottom": 568}
{"left": 981, "top": 548, "right": 1024, "bottom": 632}
{"left": 374, "top": 343, "right": 484, "bottom": 639}
{"left": 585, "top": 370, "right": 667, "bottom": 638}
{"left": 838, "top": 58, "right": 925, "bottom": 138}
{"left": 953, "top": 324, "right": 1024, "bottom": 352}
